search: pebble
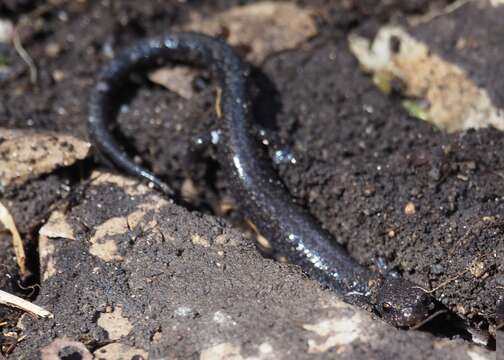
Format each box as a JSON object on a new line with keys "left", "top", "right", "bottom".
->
{"left": 363, "top": 185, "right": 376, "bottom": 197}
{"left": 404, "top": 202, "right": 416, "bottom": 215}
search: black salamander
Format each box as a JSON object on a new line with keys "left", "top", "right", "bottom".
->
{"left": 88, "top": 32, "right": 435, "bottom": 327}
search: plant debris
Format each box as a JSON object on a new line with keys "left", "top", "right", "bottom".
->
{"left": 348, "top": 25, "right": 504, "bottom": 132}
{"left": 0, "top": 128, "right": 91, "bottom": 188}
{"left": 0, "top": 201, "right": 26, "bottom": 277}
{"left": 149, "top": 2, "right": 317, "bottom": 98}
{"left": 0, "top": 290, "right": 52, "bottom": 319}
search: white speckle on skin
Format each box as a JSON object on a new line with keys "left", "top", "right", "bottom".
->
{"left": 213, "top": 310, "right": 237, "bottom": 326}
{"left": 363, "top": 104, "right": 374, "bottom": 113}
{"left": 174, "top": 306, "right": 193, "bottom": 317}
{"left": 96, "top": 81, "right": 110, "bottom": 92}
{"left": 211, "top": 130, "right": 222, "bottom": 144}
{"left": 273, "top": 149, "right": 296, "bottom": 165}
{"left": 233, "top": 155, "right": 244, "bottom": 178}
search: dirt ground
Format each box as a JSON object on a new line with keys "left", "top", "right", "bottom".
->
{"left": 0, "top": 0, "right": 501, "bottom": 358}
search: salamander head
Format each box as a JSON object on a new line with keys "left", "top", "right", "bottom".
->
{"left": 376, "top": 276, "right": 436, "bottom": 328}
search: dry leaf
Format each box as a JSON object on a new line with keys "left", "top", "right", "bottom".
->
{"left": 90, "top": 170, "right": 150, "bottom": 196}
{"left": 149, "top": 66, "right": 197, "bottom": 99}
{"left": 150, "top": 2, "right": 317, "bottom": 98}
{"left": 89, "top": 216, "right": 127, "bottom": 262}
{"left": 0, "top": 128, "right": 91, "bottom": 187}
{"left": 349, "top": 26, "right": 504, "bottom": 132}
{"left": 38, "top": 210, "right": 75, "bottom": 280}
{"left": 39, "top": 210, "right": 75, "bottom": 240}
{"left": 186, "top": 2, "right": 317, "bottom": 64}
{"left": 97, "top": 305, "right": 133, "bottom": 340}
{"left": 0, "top": 200, "right": 26, "bottom": 276}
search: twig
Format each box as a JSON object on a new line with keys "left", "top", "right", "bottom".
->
{"left": 0, "top": 201, "right": 27, "bottom": 277}
{"left": 0, "top": 289, "right": 53, "bottom": 318}
{"left": 414, "top": 253, "right": 488, "bottom": 294}
{"left": 409, "top": 309, "right": 449, "bottom": 330}
{"left": 215, "top": 87, "right": 223, "bottom": 119}
{"left": 408, "top": 0, "right": 474, "bottom": 26}
{"left": 10, "top": 1, "right": 65, "bottom": 85}
{"left": 12, "top": 27, "right": 37, "bottom": 84}
{"left": 414, "top": 270, "right": 470, "bottom": 294}
{"left": 16, "top": 280, "right": 41, "bottom": 298}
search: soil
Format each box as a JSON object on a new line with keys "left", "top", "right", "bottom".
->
{"left": 265, "top": 4, "right": 503, "bottom": 330}
{"left": 10, "top": 180, "right": 490, "bottom": 359}
{"left": 0, "top": 0, "right": 500, "bottom": 357}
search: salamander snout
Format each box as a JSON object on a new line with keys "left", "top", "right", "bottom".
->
{"left": 375, "top": 276, "right": 435, "bottom": 328}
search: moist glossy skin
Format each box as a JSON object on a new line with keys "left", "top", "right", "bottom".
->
{"left": 497, "top": 295, "right": 504, "bottom": 330}
{"left": 88, "top": 32, "right": 435, "bottom": 328}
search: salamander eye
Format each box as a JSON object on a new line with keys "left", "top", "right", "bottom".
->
{"left": 382, "top": 302, "right": 392, "bottom": 311}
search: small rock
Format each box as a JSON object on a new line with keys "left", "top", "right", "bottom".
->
{"left": 404, "top": 202, "right": 416, "bottom": 215}
{"left": 363, "top": 184, "right": 376, "bottom": 197}
{"left": 52, "top": 70, "right": 65, "bottom": 82}
{"left": 45, "top": 43, "right": 62, "bottom": 58}
{"left": 469, "top": 260, "right": 486, "bottom": 278}
{"left": 191, "top": 233, "right": 210, "bottom": 247}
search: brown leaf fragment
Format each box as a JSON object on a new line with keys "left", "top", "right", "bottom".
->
{"left": 39, "top": 210, "right": 75, "bottom": 240}
{"left": 349, "top": 26, "right": 504, "bottom": 132}
{"left": 185, "top": 2, "right": 317, "bottom": 64}
{"left": 0, "top": 200, "right": 26, "bottom": 276}
{"left": 0, "top": 128, "right": 91, "bottom": 187}
{"left": 149, "top": 65, "right": 197, "bottom": 99}
{"left": 150, "top": 2, "right": 317, "bottom": 98}
{"left": 97, "top": 305, "right": 133, "bottom": 340}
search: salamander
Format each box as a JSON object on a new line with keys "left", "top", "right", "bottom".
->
{"left": 88, "top": 32, "right": 435, "bottom": 327}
